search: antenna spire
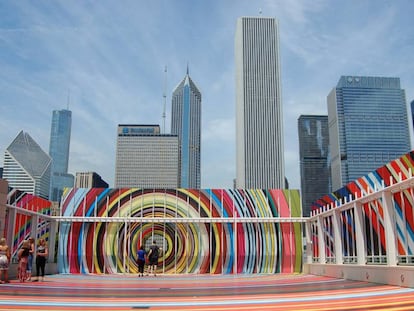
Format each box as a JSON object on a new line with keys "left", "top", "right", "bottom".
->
{"left": 162, "top": 66, "right": 167, "bottom": 134}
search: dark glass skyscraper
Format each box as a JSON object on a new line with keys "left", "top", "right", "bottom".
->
{"left": 171, "top": 69, "right": 201, "bottom": 188}
{"left": 49, "top": 109, "right": 74, "bottom": 201}
{"left": 298, "top": 115, "right": 330, "bottom": 216}
{"left": 328, "top": 76, "right": 411, "bottom": 190}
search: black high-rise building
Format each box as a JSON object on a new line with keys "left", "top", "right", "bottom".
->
{"left": 411, "top": 100, "right": 414, "bottom": 134}
{"left": 298, "top": 115, "right": 331, "bottom": 216}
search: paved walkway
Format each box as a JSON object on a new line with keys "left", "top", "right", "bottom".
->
{"left": 0, "top": 273, "right": 413, "bottom": 310}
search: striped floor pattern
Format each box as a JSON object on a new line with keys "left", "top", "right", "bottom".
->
{"left": 0, "top": 274, "right": 413, "bottom": 310}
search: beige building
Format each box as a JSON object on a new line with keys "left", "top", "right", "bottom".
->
{"left": 115, "top": 124, "right": 179, "bottom": 188}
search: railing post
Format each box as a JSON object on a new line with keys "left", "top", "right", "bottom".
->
{"left": 305, "top": 221, "right": 313, "bottom": 264}
{"left": 6, "top": 208, "right": 16, "bottom": 252}
{"left": 0, "top": 180, "right": 8, "bottom": 242}
{"left": 47, "top": 217, "right": 58, "bottom": 263}
{"left": 333, "top": 208, "right": 343, "bottom": 264}
{"left": 353, "top": 201, "right": 365, "bottom": 265}
{"left": 382, "top": 190, "right": 397, "bottom": 266}
{"left": 317, "top": 215, "right": 326, "bottom": 263}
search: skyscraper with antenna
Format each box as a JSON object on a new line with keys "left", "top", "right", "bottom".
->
{"left": 49, "top": 107, "right": 74, "bottom": 201}
{"left": 171, "top": 66, "right": 201, "bottom": 188}
{"left": 162, "top": 66, "right": 167, "bottom": 134}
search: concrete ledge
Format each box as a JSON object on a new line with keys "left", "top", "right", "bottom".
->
{"left": 306, "top": 263, "right": 414, "bottom": 288}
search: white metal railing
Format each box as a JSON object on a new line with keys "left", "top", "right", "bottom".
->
{"left": 398, "top": 256, "right": 414, "bottom": 265}
{"left": 54, "top": 216, "right": 307, "bottom": 223}
{"left": 307, "top": 175, "right": 414, "bottom": 267}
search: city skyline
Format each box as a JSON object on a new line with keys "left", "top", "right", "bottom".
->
{"left": 0, "top": 1, "right": 413, "bottom": 190}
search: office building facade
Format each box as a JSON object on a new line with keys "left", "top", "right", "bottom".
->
{"left": 115, "top": 124, "right": 179, "bottom": 188}
{"left": 298, "top": 115, "right": 330, "bottom": 216}
{"left": 410, "top": 100, "right": 414, "bottom": 134}
{"left": 49, "top": 109, "right": 74, "bottom": 201}
{"left": 328, "top": 76, "right": 411, "bottom": 190}
{"left": 171, "top": 69, "right": 201, "bottom": 188}
{"left": 3, "top": 131, "right": 51, "bottom": 199}
{"left": 75, "top": 172, "right": 108, "bottom": 188}
{"left": 235, "top": 16, "right": 285, "bottom": 189}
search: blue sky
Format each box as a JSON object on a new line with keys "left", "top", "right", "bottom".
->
{"left": 0, "top": 0, "right": 413, "bottom": 190}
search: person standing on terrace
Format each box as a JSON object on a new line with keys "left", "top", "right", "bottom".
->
{"left": 0, "top": 237, "right": 10, "bottom": 283}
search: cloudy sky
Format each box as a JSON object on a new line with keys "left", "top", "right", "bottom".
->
{"left": 0, "top": 0, "right": 413, "bottom": 190}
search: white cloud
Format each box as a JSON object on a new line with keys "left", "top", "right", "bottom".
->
{"left": 203, "top": 118, "right": 234, "bottom": 142}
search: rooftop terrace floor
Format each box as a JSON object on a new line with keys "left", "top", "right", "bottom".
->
{"left": 0, "top": 273, "right": 413, "bottom": 310}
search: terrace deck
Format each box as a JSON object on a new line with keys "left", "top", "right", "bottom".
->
{"left": 0, "top": 273, "right": 413, "bottom": 310}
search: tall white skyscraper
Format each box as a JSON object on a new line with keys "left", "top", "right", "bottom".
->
{"left": 3, "top": 131, "right": 51, "bottom": 199}
{"left": 114, "top": 124, "right": 179, "bottom": 188}
{"left": 235, "top": 17, "right": 285, "bottom": 189}
{"left": 171, "top": 68, "right": 201, "bottom": 188}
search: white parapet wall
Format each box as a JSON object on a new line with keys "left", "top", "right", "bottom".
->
{"left": 306, "top": 263, "right": 414, "bottom": 288}
{"left": 305, "top": 175, "right": 414, "bottom": 288}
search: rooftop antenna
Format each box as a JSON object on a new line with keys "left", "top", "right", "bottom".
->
{"left": 67, "top": 89, "right": 70, "bottom": 110}
{"left": 259, "top": 8, "right": 262, "bottom": 15}
{"left": 162, "top": 66, "right": 167, "bottom": 134}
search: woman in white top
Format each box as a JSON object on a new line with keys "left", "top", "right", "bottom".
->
{"left": 0, "top": 237, "right": 11, "bottom": 283}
